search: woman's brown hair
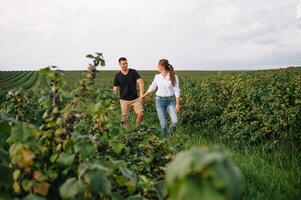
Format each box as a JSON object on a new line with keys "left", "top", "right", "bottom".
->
{"left": 159, "top": 59, "right": 176, "bottom": 86}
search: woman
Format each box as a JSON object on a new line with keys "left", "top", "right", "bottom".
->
{"left": 142, "top": 59, "right": 180, "bottom": 139}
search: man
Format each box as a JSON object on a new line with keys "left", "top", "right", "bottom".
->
{"left": 113, "top": 57, "right": 144, "bottom": 129}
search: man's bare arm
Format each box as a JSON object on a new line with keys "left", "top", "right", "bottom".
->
{"left": 137, "top": 78, "right": 144, "bottom": 98}
{"left": 113, "top": 86, "right": 119, "bottom": 95}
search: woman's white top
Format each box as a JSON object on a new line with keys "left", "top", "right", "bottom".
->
{"left": 147, "top": 73, "right": 180, "bottom": 97}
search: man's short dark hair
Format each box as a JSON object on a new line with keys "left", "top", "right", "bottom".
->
{"left": 119, "top": 57, "right": 127, "bottom": 63}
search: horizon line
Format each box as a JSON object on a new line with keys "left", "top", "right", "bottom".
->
{"left": 0, "top": 65, "right": 300, "bottom": 72}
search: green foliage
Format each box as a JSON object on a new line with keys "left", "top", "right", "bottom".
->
{"left": 0, "top": 122, "right": 13, "bottom": 198}
{"left": 0, "top": 89, "right": 43, "bottom": 123}
{"left": 178, "top": 69, "right": 301, "bottom": 146}
{"left": 0, "top": 53, "right": 244, "bottom": 199}
{"left": 59, "top": 177, "right": 85, "bottom": 199}
{"left": 165, "top": 147, "right": 242, "bottom": 200}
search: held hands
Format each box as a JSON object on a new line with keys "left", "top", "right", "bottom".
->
{"left": 140, "top": 92, "right": 148, "bottom": 102}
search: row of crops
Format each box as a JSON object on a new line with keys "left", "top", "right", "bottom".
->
{"left": 0, "top": 70, "right": 153, "bottom": 92}
{"left": 0, "top": 71, "right": 47, "bottom": 92}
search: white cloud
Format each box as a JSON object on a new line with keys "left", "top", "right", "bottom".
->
{"left": 297, "top": 2, "right": 301, "bottom": 19}
{"left": 0, "top": 0, "right": 300, "bottom": 70}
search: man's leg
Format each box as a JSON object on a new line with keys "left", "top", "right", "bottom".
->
{"left": 122, "top": 115, "right": 130, "bottom": 129}
{"left": 120, "top": 99, "right": 131, "bottom": 129}
{"left": 133, "top": 98, "right": 144, "bottom": 127}
{"left": 136, "top": 112, "right": 143, "bottom": 127}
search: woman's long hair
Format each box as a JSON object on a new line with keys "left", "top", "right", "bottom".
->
{"left": 159, "top": 59, "right": 176, "bottom": 86}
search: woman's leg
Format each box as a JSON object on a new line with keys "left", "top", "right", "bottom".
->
{"left": 156, "top": 97, "right": 167, "bottom": 139}
{"left": 167, "top": 98, "right": 178, "bottom": 136}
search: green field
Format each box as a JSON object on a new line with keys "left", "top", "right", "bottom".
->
{"left": 0, "top": 67, "right": 301, "bottom": 200}
{"left": 0, "top": 70, "right": 259, "bottom": 91}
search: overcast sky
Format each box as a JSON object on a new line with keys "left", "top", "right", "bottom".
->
{"left": 0, "top": 0, "right": 301, "bottom": 71}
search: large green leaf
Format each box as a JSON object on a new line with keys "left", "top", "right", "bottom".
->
{"left": 86, "top": 54, "right": 95, "bottom": 59}
{"left": 78, "top": 163, "right": 109, "bottom": 177}
{"left": 120, "top": 167, "right": 137, "bottom": 194}
{"left": 83, "top": 170, "right": 111, "bottom": 195}
{"left": 111, "top": 192, "right": 125, "bottom": 200}
{"left": 104, "top": 156, "right": 127, "bottom": 171}
{"left": 74, "top": 140, "right": 95, "bottom": 159}
{"left": 57, "top": 152, "right": 75, "bottom": 167}
{"left": 59, "top": 177, "right": 85, "bottom": 199}
{"left": 165, "top": 147, "right": 242, "bottom": 200}
{"left": 7, "top": 124, "right": 40, "bottom": 145}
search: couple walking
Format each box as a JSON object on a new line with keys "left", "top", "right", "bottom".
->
{"left": 113, "top": 57, "right": 180, "bottom": 139}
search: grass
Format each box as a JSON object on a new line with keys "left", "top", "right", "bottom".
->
{"left": 177, "top": 125, "right": 301, "bottom": 200}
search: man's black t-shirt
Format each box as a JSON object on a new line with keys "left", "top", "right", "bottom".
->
{"left": 114, "top": 69, "right": 141, "bottom": 100}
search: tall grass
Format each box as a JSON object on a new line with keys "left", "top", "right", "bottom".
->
{"left": 177, "top": 125, "right": 301, "bottom": 200}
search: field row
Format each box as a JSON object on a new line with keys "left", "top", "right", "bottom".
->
{"left": 0, "top": 71, "right": 47, "bottom": 91}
